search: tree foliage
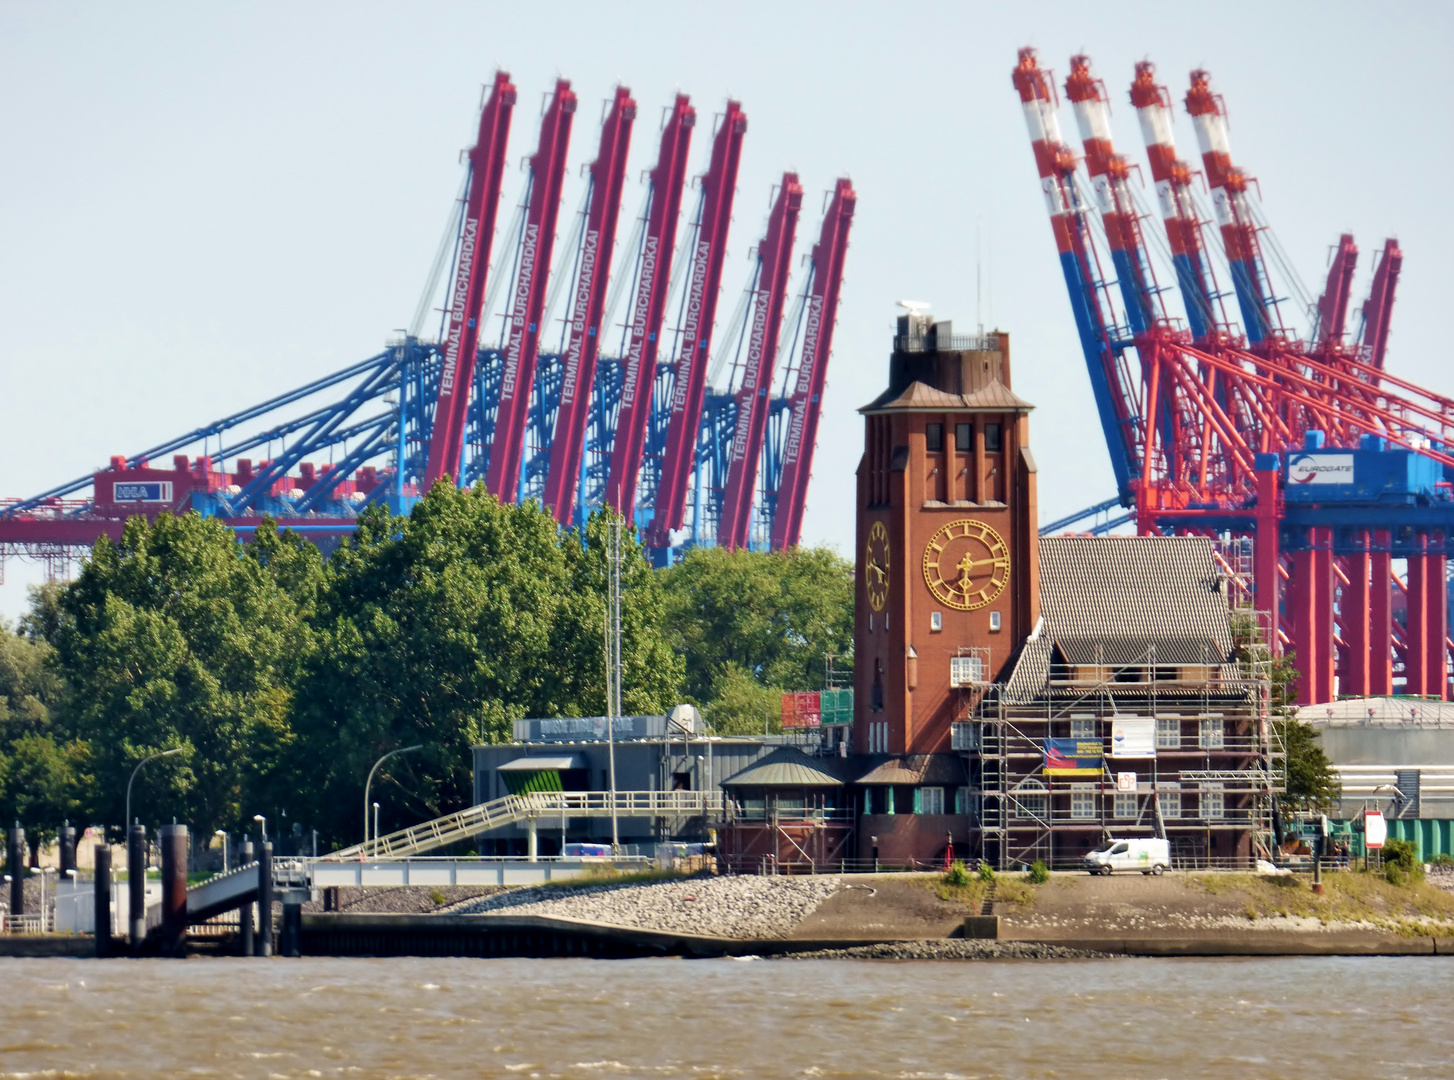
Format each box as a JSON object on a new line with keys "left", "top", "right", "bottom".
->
{"left": 658, "top": 545, "right": 853, "bottom": 732}
{"left": 53, "top": 514, "right": 321, "bottom": 839}
{"left": 281, "top": 486, "right": 682, "bottom": 845}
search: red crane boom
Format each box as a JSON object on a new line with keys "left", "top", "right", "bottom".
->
{"left": 718, "top": 172, "right": 802, "bottom": 550}
{"left": 646, "top": 102, "right": 747, "bottom": 547}
{"left": 422, "top": 71, "right": 516, "bottom": 488}
{"left": 770, "top": 177, "right": 856, "bottom": 550}
{"left": 542, "top": 86, "right": 636, "bottom": 524}
{"left": 484, "top": 79, "right": 577, "bottom": 500}
{"left": 603, "top": 95, "right": 696, "bottom": 521}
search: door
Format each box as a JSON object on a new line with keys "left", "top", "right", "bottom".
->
{"left": 1108, "top": 841, "right": 1132, "bottom": 870}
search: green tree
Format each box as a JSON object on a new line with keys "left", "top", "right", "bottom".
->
{"left": 701, "top": 662, "right": 783, "bottom": 736}
{"left": 286, "top": 485, "right": 681, "bottom": 847}
{"left": 659, "top": 545, "right": 853, "bottom": 705}
{"left": 54, "top": 513, "right": 320, "bottom": 838}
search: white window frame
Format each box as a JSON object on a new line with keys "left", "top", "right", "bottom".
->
{"left": 919, "top": 786, "right": 945, "bottom": 815}
{"left": 1071, "top": 790, "right": 1097, "bottom": 820}
{"left": 1156, "top": 716, "right": 1181, "bottom": 750}
{"left": 1201, "top": 784, "right": 1224, "bottom": 820}
{"left": 930, "top": 611, "right": 943, "bottom": 632}
{"left": 1158, "top": 789, "right": 1182, "bottom": 819}
{"left": 1014, "top": 779, "right": 1047, "bottom": 819}
{"left": 1070, "top": 717, "right": 1097, "bottom": 740}
{"left": 1113, "top": 792, "right": 1138, "bottom": 819}
{"left": 1199, "top": 718, "right": 1225, "bottom": 750}
{"left": 950, "top": 655, "right": 984, "bottom": 688}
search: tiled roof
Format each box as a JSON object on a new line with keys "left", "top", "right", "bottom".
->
{"left": 860, "top": 378, "right": 1034, "bottom": 414}
{"left": 855, "top": 754, "right": 967, "bottom": 786}
{"left": 1003, "top": 535, "right": 1235, "bottom": 703}
{"left": 720, "top": 747, "right": 846, "bottom": 788}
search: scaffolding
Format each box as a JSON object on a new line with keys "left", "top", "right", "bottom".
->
{"left": 962, "top": 542, "right": 1284, "bottom": 870}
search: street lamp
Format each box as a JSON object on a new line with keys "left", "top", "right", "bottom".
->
{"left": 372, "top": 803, "right": 380, "bottom": 857}
{"left": 124, "top": 748, "right": 183, "bottom": 833}
{"left": 215, "top": 830, "right": 228, "bottom": 873}
{"left": 253, "top": 814, "right": 267, "bottom": 845}
{"left": 363, "top": 744, "right": 423, "bottom": 855}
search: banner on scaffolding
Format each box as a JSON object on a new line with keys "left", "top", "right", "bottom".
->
{"left": 1043, "top": 738, "right": 1103, "bottom": 775}
{"left": 781, "top": 691, "right": 822, "bottom": 728}
{"left": 1110, "top": 717, "right": 1156, "bottom": 758}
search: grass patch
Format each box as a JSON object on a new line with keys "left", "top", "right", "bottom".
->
{"left": 993, "top": 877, "right": 1037, "bottom": 908}
{"left": 1187, "top": 871, "right": 1454, "bottom": 933}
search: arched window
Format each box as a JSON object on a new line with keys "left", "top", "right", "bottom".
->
{"left": 1013, "top": 778, "right": 1047, "bottom": 820}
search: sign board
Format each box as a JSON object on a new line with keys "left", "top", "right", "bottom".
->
{"left": 781, "top": 691, "right": 822, "bottom": 728}
{"left": 1364, "top": 810, "right": 1386, "bottom": 850}
{"left": 1111, "top": 717, "right": 1156, "bottom": 758}
{"left": 1287, "top": 453, "right": 1354, "bottom": 486}
{"left": 1116, "top": 771, "right": 1137, "bottom": 793}
{"left": 112, "top": 481, "right": 173, "bottom": 503}
{"left": 514, "top": 714, "right": 670, "bottom": 743}
{"left": 1043, "top": 738, "right": 1103, "bottom": 775}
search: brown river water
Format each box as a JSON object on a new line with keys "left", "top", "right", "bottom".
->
{"left": 0, "top": 956, "right": 1448, "bottom": 1079}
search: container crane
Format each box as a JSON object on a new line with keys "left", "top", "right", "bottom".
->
{"left": 769, "top": 177, "right": 856, "bottom": 550}
{"left": 422, "top": 71, "right": 517, "bottom": 489}
{"left": 718, "top": 173, "right": 802, "bottom": 550}
{"left": 603, "top": 95, "right": 696, "bottom": 522}
{"left": 541, "top": 86, "right": 636, "bottom": 524}
{"left": 645, "top": 102, "right": 747, "bottom": 549}
{"left": 484, "top": 79, "right": 577, "bottom": 500}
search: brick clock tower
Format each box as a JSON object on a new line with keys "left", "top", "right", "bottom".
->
{"left": 854, "top": 311, "right": 1039, "bottom": 755}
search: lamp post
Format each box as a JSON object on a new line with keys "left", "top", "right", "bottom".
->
{"left": 124, "top": 748, "right": 183, "bottom": 833}
{"left": 253, "top": 814, "right": 267, "bottom": 845}
{"left": 215, "top": 830, "right": 228, "bottom": 873}
{"left": 372, "top": 803, "right": 380, "bottom": 857}
{"left": 363, "top": 745, "right": 422, "bottom": 856}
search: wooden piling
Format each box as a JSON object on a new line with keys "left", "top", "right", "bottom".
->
{"left": 239, "top": 839, "right": 254, "bottom": 957}
{"left": 256, "top": 842, "right": 273, "bottom": 957}
{"left": 93, "top": 844, "right": 111, "bottom": 957}
{"left": 6, "top": 824, "right": 23, "bottom": 919}
{"left": 127, "top": 824, "right": 146, "bottom": 951}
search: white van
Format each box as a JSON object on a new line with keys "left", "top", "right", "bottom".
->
{"left": 1083, "top": 837, "right": 1169, "bottom": 875}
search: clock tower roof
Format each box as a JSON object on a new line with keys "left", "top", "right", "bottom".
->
{"left": 860, "top": 375, "right": 1033, "bottom": 415}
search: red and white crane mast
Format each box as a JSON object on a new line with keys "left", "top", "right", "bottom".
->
{"left": 718, "top": 172, "right": 803, "bottom": 550}
{"left": 1129, "top": 61, "right": 1224, "bottom": 340}
{"left": 603, "top": 95, "right": 696, "bottom": 521}
{"left": 542, "top": 86, "right": 637, "bottom": 524}
{"left": 484, "top": 79, "right": 578, "bottom": 501}
{"left": 1064, "top": 54, "right": 1164, "bottom": 335}
{"left": 770, "top": 177, "right": 856, "bottom": 551}
{"left": 646, "top": 102, "right": 748, "bottom": 548}
{"left": 1184, "top": 70, "right": 1276, "bottom": 343}
{"left": 423, "top": 71, "right": 517, "bottom": 488}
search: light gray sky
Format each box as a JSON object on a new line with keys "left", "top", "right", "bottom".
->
{"left": 3, "top": 1, "right": 1450, "bottom": 621}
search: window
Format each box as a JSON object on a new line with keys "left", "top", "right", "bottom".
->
{"left": 739, "top": 797, "right": 766, "bottom": 821}
{"left": 1156, "top": 716, "right": 1181, "bottom": 749}
{"left": 955, "top": 422, "right": 973, "bottom": 451}
{"left": 1070, "top": 717, "right": 1097, "bottom": 740}
{"left": 989, "top": 611, "right": 1002, "bottom": 632}
{"left": 954, "top": 787, "right": 970, "bottom": 815}
{"left": 950, "top": 655, "right": 984, "bottom": 687}
{"left": 925, "top": 423, "right": 943, "bottom": 451}
{"left": 930, "top": 611, "right": 943, "bottom": 632}
{"left": 1199, "top": 718, "right": 1224, "bottom": 750}
{"left": 868, "top": 614, "right": 873, "bottom": 632}
{"left": 1114, "top": 792, "right": 1138, "bottom": 819}
{"left": 1201, "top": 784, "right": 1224, "bottom": 820}
{"left": 984, "top": 422, "right": 1002, "bottom": 451}
{"left": 1158, "top": 789, "right": 1182, "bottom": 819}
{"left": 918, "top": 787, "right": 945, "bottom": 815}
{"left": 775, "top": 795, "right": 806, "bottom": 817}
{"left": 1015, "top": 779, "right": 1047, "bottom": 819}
{"left": 1071, "top": 790, "right": 1097, "bottom": 819}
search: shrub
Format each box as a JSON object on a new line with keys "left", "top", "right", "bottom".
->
{"left": 429, "top": 888, "right": 447, "bottom": 906}
{"left": 1432, "top": 853, "right": 1454, "bottom": 867}
{"left": 1026, "top": 860, "right": 1050, "bottom": 884}
{"left": 943, "top": 860, "right": 971, "bottom": 887}
{"left": 1382, "top": 838, "right": 1424, "bottom": 885}
{"left": 977, "top": 860, "right": 996, "bottom": 883}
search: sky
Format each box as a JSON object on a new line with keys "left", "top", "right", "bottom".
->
{"left": 2, "top": 1, "right": 1451, "bottom": 621}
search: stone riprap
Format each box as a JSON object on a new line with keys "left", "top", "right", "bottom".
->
{"left": 780, "top": 940, "right": 1109, "bottom": 960}
{"left": 449, "top": 874, "right": 840, "bottom": 940}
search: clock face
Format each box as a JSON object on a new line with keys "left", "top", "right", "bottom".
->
{"left": 865, "top": 520, "right": 890, "bottom": 612}
{"left": 922, "top": 519, "right": 1011, "bottom": 611}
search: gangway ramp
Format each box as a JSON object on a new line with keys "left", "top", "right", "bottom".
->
{"left": 324, "top": 790, "right": 725, "bottom": 861}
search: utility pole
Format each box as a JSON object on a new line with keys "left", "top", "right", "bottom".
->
{"left": 604, "top": 516, "right": 624, "bottom": 854}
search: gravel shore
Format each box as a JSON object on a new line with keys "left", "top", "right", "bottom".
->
{"left": 779, "top": 940, "right": 1111, "bottom": 960}
{"left": 449, "top": 874, "right": 841, "bottom": 940}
